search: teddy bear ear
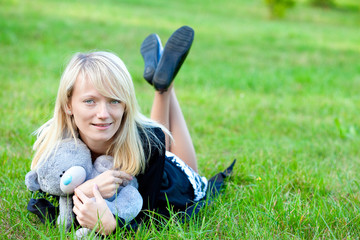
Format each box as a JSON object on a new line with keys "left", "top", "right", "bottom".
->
{"left": 25, "top": 170, "right": 41, "bottom": 191}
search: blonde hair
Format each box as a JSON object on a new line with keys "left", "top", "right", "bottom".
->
{"left": 31, "top": 51, "right": 167, "bottom": 175}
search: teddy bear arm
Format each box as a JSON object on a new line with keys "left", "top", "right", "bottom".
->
{"left": 108, "top": 185, "right": 143, "bottom": 223}
{"left": 122, "top": 176, "right": 139, "bottom": 188}
{"left": 93, "top": 155, "right": 114, "bottom": 173}
{"left": 57, "top": 196, "right": 74, "bottom": 231}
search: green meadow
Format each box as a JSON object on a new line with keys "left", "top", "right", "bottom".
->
{"left": 1, "top": 0, "right": 360, "bottom": 238}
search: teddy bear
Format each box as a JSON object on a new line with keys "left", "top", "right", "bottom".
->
{"left": 25, "top": 138, "right": 143, "bottom": 236}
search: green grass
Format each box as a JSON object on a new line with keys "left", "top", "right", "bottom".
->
{"left": 1, "top": 0, "right": 360, "bottom": 238}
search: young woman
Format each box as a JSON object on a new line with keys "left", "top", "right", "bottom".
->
{"left": 28, "top": 26, "right": 215, "bottom": 235}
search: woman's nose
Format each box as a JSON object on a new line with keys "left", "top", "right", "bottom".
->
{"left": 97, "top": 102, "right": 110, "bottom": 118}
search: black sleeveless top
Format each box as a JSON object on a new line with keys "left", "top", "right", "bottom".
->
{"left": 135, "top": 126, "right": 196, "bottom": 221}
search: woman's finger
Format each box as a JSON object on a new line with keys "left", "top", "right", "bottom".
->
{"left": 93, "top": 184, "right": 104, "bottom": 201}
{"left": 73, "top": 204, "right": 80, "bottom": 216}
{"left": 73, "top": 194, "right": 82, "bottom": 207}
{"left": 113, "top": 170, "right": 133, "bottom": 180}
{"left": 72, "top": 195, "right": 81, "bottom": 215}
{"left": 75, "top": 188, "right": 90, "bottom": 203}
{"left": 114, "top": 178, "right": 123, "bottom": 185}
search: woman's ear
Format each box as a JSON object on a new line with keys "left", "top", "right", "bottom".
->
{"left": 65, "top": 105, "right": 72, "bottom": 115}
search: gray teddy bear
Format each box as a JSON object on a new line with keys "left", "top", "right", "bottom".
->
{"left": 25, "top": 138, "right": 143, "bottom": 236}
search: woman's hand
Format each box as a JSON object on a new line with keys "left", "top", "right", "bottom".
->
{"left": 76, "top": 170, "right": 133, "bottom": 199}
{"left": 73, "top": 185, "right": 117, "bottom": 235}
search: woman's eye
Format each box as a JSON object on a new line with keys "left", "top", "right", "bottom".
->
{"left": 84, "top": 99, "right": 95, "bottom": 104}
{"left": 110, "top": 99, "right": 121, "bottom": 104}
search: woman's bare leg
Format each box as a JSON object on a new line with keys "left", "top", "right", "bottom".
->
{"left": 150, "top": 88, "right": 171, "bottom": 150}
{"left": 168, "top": 88, "right": 198, "bottom": 172}
{"left": 150, "top": 85, "right": 198, "bottom": 172}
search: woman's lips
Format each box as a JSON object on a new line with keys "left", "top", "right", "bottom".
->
{"left": 92, "top": 123, "right": 112, "bottom": 130}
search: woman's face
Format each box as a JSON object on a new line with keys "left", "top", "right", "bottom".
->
{"left": 68, "top": 76, "right": 125, "bottom": 152}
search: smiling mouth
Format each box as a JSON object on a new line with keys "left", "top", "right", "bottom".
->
{"left": 92, "top": 123, "right": 112, "bottom": 127}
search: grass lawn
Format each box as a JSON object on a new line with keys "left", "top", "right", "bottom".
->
{"left": 1, "top": 0, "right": 360, "bottom": 238}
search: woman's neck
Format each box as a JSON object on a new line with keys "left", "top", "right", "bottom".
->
{"left": 78, "top": 135, "right": 112, "bottom": 160}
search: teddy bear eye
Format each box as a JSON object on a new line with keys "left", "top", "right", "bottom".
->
{"left": 59, "top": 170, "right": 66, "bottom": 178}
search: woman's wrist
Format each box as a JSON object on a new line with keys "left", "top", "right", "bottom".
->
{"left": 99, "top": 213, "right": 117, "bottom": 235}
{"left": 76, "top": 179, "right": 94, "bottom": 198}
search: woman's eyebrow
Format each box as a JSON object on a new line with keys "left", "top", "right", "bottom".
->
{"left": 80, "top": 94, "right": 98, "bottom": 99}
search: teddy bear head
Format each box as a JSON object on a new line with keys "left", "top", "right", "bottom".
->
{"left": 25, "top": 138, "right": 94, "bottom": 196}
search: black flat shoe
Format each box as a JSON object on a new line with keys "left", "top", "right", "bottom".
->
{"left": 140, "top": 33, "right": 163, "bottom": 85}
{"left": 153, "top": 26, "right": 194, "bottom": 92}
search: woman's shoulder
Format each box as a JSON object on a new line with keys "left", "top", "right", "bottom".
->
{"left": 137, "top": 125, "right": 165, "bottom": 144}
{"left": 137, "top": 124, "right": 165, "bottom": 158}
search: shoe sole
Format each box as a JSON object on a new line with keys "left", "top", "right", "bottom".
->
{"left": 153, "top": 26, "right": 194, "bottom": 91}
{"left": 140, "top": 34, "right": 162, "bottom": 84}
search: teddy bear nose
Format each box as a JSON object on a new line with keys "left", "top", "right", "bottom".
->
{"left": 60, "top": 166, "right": 86, "bottom": 194}
{"left": 62, "top": 175, "right": 72, "bottom": 186}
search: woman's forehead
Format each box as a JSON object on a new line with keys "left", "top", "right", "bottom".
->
{"left": 72, "top": 75, "right": 100, "bottom": 96}
{"left": 73, "top": 73, "right": 122, "bottom": 100}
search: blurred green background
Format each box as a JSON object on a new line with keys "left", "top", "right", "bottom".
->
{"left": 1, "top": 0, "right": 360, "bottom": 238}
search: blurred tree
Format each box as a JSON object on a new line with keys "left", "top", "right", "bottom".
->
{"left": 309, "top": 0, "right": 336, "bottom": 8}
{"left": 264, "top": 0, "right": 296, "bottom": 18}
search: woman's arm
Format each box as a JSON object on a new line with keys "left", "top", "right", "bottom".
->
{"left": 75, "top": 170, "right": 133, "bottom": 199}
